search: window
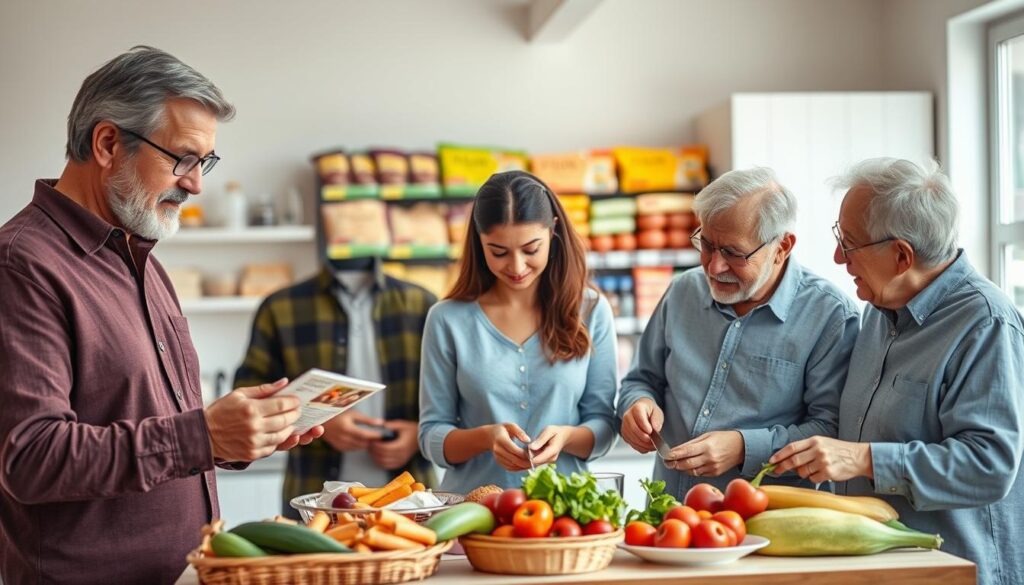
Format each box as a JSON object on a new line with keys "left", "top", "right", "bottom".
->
{"left": 990, "top": 14, "right": 1024, "bottom": 311}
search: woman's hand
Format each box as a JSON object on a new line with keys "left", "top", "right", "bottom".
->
{"left": 529, "top": 425, "right": 574, "bottom": 465}
{"left": 488, "top": 423, "right": 533, "bottom": 471}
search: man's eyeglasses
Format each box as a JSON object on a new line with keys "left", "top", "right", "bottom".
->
{"left": 690, "top": 227, "right": 774, "bottom": 267}
{"left": 832, "top": 222, "right": 893, "bottom": 259}
{"left": 119, "top": 127, "right": 220, "bottom": 176}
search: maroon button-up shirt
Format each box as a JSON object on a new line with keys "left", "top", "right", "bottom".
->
{"left": 0, "top": 180, "right": 218, "bottom": 584}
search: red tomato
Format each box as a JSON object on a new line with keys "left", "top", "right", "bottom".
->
{"left": 722, "top": 478, "right": 769, "bottom": 520}
{"left": 549, "top": 516, "right": 582, "bottom": 537}
{"left": 697, "top": 510, "right": 713, "bottom": 520}
{"left": 582, "top": 519, "right": 615, "bottom": 535}
{"left": 684, "top": 483, "right": 724, "bottom": 513}
{"left": 664, "top": 505, "right": 701, "bottom": 530}
{"left": 624, "top": 521, "right": 657, "bottom": 546}
{"left": 495, "top": 489, "right": 526, "bottom": 525}
{"left": 482, "top": 492, "right": 501, "bottom": 520}
{"left": 491, "top": 524, "right": 516, "bottom": 537}
{"left": 712, "top": 510, "right": 746, "bottom": 543}
{"left": 653, "top": 518, "right": 691, "bottom": 548}
{"left": 513, "top": 500, "right": 554, "bottom": 538}
{"left": 691, "top": 519, "right": 732, "bottom": 548}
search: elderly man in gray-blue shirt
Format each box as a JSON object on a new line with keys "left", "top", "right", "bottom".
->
{"left": 618, "top": 167, "right": 860, "bottom": 501}
{"left": 771, "top": 158, "right": 1024, "bottom": 585}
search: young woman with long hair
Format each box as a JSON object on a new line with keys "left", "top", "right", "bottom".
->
{"left": 417, "top": 170, "right": 618, "bottom": 492}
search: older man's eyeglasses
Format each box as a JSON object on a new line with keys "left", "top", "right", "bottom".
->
{"left": 832, "top": 222, "right": 893, "bottom": 259}
{"left": 690, "top": 227, "right": 774, "bottom": 267}
{"left": 118, "top": 128, "right": 220, "bottom": 176}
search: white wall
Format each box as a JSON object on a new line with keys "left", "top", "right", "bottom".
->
{"left": 0, "top": 0, "right": 893, "bottom": 224}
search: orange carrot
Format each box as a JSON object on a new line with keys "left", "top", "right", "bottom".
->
{"left": 373, "top": 485, "right": 413, "bottom": 507}
{"left": 357, "top": 471, "right": 414, "bottom": 504}
{"left": 364, "top": 526, "right": 425, "bottom": 551}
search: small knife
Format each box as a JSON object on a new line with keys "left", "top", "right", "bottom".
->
{"left": 524, "top": 443, "right": 536, "bottom": 471}
{"left": 650, "top": 428, "right": 674, "bottom": 460}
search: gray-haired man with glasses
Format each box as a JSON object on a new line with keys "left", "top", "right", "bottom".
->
{"left": 0, "top": 47, "right": 323, "bottom": 584}
{"left": 618, "top": 167, "right": 859, "bottom": 502}
{"left": 771, "top": 159, "right": 1024, "bottom": 585}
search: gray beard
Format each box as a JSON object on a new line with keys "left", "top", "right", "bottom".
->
{"left": 107, "top": 162, "right": 187, "bottom": 240}
{"left": 706, "top": 247, "right": 778, "bottom": 305}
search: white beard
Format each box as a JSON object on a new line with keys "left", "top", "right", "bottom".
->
{"left": 705, "top": 247, "right": 778, "bottom": 305}
{"left": 107, "top": 161, "right": 188, "bottom": 240}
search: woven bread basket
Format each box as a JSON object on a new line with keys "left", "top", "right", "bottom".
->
{"left": 187, "top": 539, "right": 452, "bottom": 585}
{"left": 459, "top": 529, "right": 623, "bottom": 575}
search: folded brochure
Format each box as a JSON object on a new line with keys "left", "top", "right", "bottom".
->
{"left": 278, "top": 368, "right": 385, "bottom": 434}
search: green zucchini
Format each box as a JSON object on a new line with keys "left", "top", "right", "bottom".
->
{"left": 210, "top": 532, "right": 268, "bottom": 557}
{"left": 229, "top": 522, "right": 352, "bottom": 554}
{"left": 747, "top": 507, "right": 942, "bottom": 556}
{"left": 422, "top": 502, "right": 495, "bottom": 541}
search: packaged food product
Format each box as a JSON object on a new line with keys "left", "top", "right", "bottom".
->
{"left": 371, "top": 149, "right": 410, "bottom": 185}
{"left": 530, "top": 152, "right": 587, "bottom": 193}
{"left": 584, "top": 150, "right": 618, "bottom": 194}
{"left": 666, "top": 229, "right": 689, "bottom": 249}
{"left": 614, "top": 146, "right": 679, "bottom": 193}
{"left": 590, "top": 216, "right": 636, "bottom": 236}
{"left": 167, "top": 268, "right": 203, "bottom": 299}
{"left": 590, "top": 234, "right": 614, "bottom": 253}
{"left": 447, "top": 202, "right": 473, "bottom": 250}
{"left": 349, "top": 152, "right": 377, "bottom": 186}
{"left": 677, "top": 146, "right": 710, "bottom": 190}
{"left": 388, "top": 203, "right": 449, "bottom": 247}
{"left": 438, "top": 143, "right": 527, "bottom": 196}
{"left": 614, "top": 232, "right": 637, "bottom": 251}
{"left": 636, "top": 192, "right": 694, "bottom": 215}
{"left": 311, "top": 149, "right": 350, "bottom": 185}
{"left": 409, "top": 152, "right": 440, "bottom": 185}
{"left": 633, "top": 266, "right": 675, "bottom": 319}
{"left": 590, "top": 197, "right": 637, "bottom": 219}
{"left": 636, "top": 213, "right": 667, "bottom": 231}
{"left": 557, "top": 194, "right": 591, "bottom": 212}
{"left": 321, "top": 200, "right": 390, "bottom": 246}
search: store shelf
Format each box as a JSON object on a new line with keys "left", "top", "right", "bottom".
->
{"left": 168, "top": 226, "right": 315, "bottom": 244}
{"left": 179, "top": 296, "right": 262, "bottom": 313}
{"left": 322, "top": 248, "right": 698, "bottom": 268}
{"left": 587, "top": 249, "right": 699, "bottom": 269}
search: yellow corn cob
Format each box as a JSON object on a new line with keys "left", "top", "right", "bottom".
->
{"left": 760, "top": 485, "right": 899, "bottom": 522}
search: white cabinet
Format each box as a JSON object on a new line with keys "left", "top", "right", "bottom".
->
{"left": 697, "top": 92, "right": 934, "bottom": 299}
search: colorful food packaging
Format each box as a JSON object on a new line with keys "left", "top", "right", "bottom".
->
{"left": 311, "top": 149, "right": 350, "bottom": 186}
{"left": 530, "top": 152, "right": 588, "bottom": 193}
{"left": 349, "top": 152, "right": 377, "bottom": 186}
{"left": 409, "top": 153, "right": 440, "bottom": 185}
{"left": 321, "top": 200, "right": 390, "bottom": 246}
{"left": 371, "top": 149, "right": 410, "bottom": 186}
{"left": 438, "top": 143, "right": 527, "bottom": 196}
{"left": 584, "top": 150, "right": 618, "bottom": 194}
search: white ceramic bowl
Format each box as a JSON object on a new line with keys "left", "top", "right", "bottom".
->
{"left": 619, "top": 535, "right": 770, "bottom": 566}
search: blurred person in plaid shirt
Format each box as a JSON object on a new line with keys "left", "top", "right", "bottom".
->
{"left": 235, "top": 257, "right": 438, "bottom": 517}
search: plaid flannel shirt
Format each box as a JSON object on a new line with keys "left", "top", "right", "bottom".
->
{"left": 234, "top": 262, "right": 438, "bottom": 516}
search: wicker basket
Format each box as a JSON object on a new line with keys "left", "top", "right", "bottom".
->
{"left": 186, "top": 540, "right": 452, "bottom": 585}
{"left": 459, "top": 530, "right": 623, "bottom": 575}
{"left": 290, "top": 492, "right": 464, "bottom": 525}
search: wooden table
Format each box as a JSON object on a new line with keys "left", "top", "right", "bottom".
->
{"left": 176, "top": 549, "right": 975, "bottom": 585}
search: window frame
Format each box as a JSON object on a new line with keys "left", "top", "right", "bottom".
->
{"left": 988, "top": 13, "right": 1024, "bottom": 304}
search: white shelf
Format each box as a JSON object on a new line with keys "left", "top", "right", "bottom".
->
{"left": 587, "top": 249, "right": 699, "bottom": 269}
{"left": 179, "top": 297, "right": 262, "bottom": 314}
{"left": 166, "top": 225, "right": 315, "bottom": 244}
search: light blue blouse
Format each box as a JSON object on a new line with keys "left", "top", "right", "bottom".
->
{"left": 617, "top": 259, "right": 860, "bottom": 500}
{"left": 418, "top": 292, "right": 619, "bottom": 493}
{"left": 837, "top": 251, "right": 1024, "bottom": 585}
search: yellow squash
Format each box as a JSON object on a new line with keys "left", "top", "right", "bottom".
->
{"left": 760, "top": 485, "right": 899, "bottom": 522}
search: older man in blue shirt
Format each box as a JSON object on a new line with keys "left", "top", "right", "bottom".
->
{"left": 618, "top": 167, "right": 859, "bottom": 501}
{"left": 771, "top": 158, "right": 1024, "bottom": 585}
